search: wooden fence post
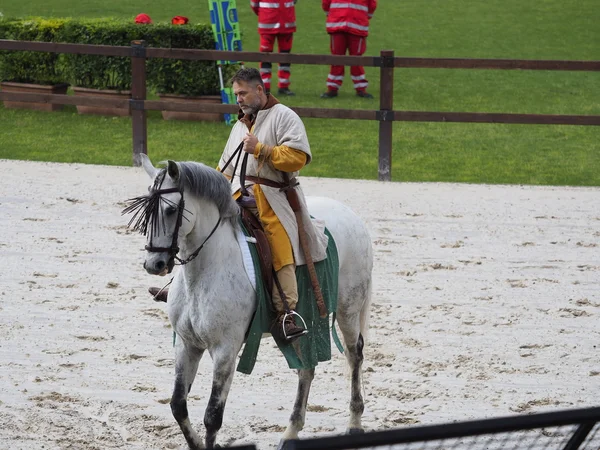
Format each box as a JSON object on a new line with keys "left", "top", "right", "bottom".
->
{"left": 131, "top": 40, "right": 147, "bottom": 167}
{"left": 378, "top": 50, "right": 395, "bottom": 181}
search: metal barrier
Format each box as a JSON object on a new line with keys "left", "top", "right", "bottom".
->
{"left": 216, "top": 407, "right": 600, "bottom": 449}
{"left": 284, "top": 406, "right": 600, "bottom": 450}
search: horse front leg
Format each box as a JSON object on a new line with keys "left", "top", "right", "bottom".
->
{"left": 171, "top": 342, "right": 205, "bottom": 450}
{"left": 203, "top": 348, "right": 238, "bottom": 448}
{"left": 278, "top": 368, "right": 315, "bottom": 450}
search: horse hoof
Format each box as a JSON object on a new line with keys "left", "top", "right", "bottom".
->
{"left": 276, "top": 439, "right": 295, "bottom": 450}
{"left": 347, "top": 427, "right": 365, "bottom": 435}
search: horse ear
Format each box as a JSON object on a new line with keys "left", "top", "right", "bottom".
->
{"left": 167, "top": 160, "right": 180, "bottom": 183}
{"left": 140, "top": 153, "right": 158, "bottom": 179}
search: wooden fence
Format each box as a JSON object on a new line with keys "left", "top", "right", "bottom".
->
{"left": 1, "top": 39, "right": 599, "bottom": 180}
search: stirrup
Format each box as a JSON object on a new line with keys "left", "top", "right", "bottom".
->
{"left": 281, "top": 311, "right": 308, "bottom": 341}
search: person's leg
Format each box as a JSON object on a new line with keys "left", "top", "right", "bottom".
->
{"left": 259, "top": 33, "right": 276, "bottom": 93}
{"left": 253, "top": 194, "right": 307, "bottom": 341}
{"left": 271, "top": 264, "right": 298, "bottom": 312}
{"left": 277, "top": 33, "right": 294, "bottom": 95}
{"left": 270, "top": 263, "right": 307, "bottom": 341}
{"left": 348, "top": 34, "right": 372, "bottom": 98}
{"left": 322, "top": 32, "right": 348, "bottom": 98}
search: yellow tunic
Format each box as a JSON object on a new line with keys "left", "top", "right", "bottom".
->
{"left": 222, "top": 144, "right": 307, "bottom": 271}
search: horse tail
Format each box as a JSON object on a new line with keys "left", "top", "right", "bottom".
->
{"left": 358, "top": 279, "right": 372, "bottom": 344}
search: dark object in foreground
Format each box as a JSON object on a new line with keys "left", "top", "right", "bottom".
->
{"left": 149, "top": 286, "right": 168, "bottom": 302}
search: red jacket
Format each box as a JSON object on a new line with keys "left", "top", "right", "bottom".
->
{"left": 251, "top": 1, "right": 297, "bottom": 35}
{"left": 322, "top": 0, "right": 377, "bottom": 37}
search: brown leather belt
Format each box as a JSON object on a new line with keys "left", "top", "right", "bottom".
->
{"left": 245, "top": 175, "right": 285, "bottom": 190}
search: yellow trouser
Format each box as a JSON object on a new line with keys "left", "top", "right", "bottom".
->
{"left": 253, "top": 184, "right": 294, "bottom": 271}
{"left": 245, "top": 202, "right": 298, "bottom": 313}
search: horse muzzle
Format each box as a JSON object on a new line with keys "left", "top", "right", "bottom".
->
{"left": 143, "top": 256, "right": 174, "bottom": 276}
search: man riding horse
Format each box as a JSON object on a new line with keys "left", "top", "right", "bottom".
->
{"left": 150, "top": 67, "right": 329, "bottom": 342}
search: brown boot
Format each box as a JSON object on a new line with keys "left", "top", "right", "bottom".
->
{"left": 272, "top": 313, "right": 308, "bottom": 342}
{"left": 148, "top": 287, "right": 168, "bottom": 303}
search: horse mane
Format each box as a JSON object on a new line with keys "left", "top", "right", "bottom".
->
{"left": 172, "top": 161, "right": 240, "bottom": 221}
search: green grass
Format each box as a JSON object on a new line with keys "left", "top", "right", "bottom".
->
{"left": 0, "top": 1, "right": 599, "bottom": 185}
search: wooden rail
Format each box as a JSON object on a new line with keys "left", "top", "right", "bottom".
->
{"left": 1, "top": 39, "right": 599, "bottom": 180}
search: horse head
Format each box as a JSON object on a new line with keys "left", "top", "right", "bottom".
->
{"left": 124, "top": 154, "right": 191, "bottom": 276}
{"left": 124, "top": 154, "right": 239, "bottom": 277}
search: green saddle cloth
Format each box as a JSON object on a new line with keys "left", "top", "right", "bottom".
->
{"left": 236, "top": 223, "right": 343, "bottom": 374}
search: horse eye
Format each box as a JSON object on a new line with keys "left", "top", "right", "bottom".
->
{"left": 165, "top": 206, "right": 177, "bottom": 216}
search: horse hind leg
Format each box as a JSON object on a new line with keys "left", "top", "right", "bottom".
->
{"left": 337, "top": 282, "right": 371, "bottom": 434}
{"left": 346, "top": 332, "right": 365, "bottom": 434}
{"left": 278, "top": 368, "right": 315, "bottom": 450}
{"left": 171, "top": 343, "right": 205, "bottom": 450}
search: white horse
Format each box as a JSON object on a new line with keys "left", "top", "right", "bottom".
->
{"left": 127, "top": 154, "right": 373, "bottom": 449}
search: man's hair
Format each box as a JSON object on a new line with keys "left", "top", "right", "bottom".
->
{"left": 230, "top": 67, "right": 265, "bottom": 89}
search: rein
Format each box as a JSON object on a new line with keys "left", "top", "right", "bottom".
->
{"left": 219, "top": 141, "right": 250, "bottom": 196}
{"left": 174, "top": 217, "right": 221, "bottom": 265}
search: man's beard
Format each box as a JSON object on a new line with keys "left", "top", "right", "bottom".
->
{"left": 240, "top": 98, "right": 261, "bottom": 115}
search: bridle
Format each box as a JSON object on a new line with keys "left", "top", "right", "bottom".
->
{"left": 122, "top": 168, "right": 222, "bottom": 273}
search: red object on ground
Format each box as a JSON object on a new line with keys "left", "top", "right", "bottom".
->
{"left": 134, "top": 13, "right": 153, "bottom": 24}
{"left": 171, "top": 16, "right": 189, "bottom": 25}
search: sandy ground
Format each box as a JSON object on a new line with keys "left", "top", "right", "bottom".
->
{"left": 0, "top": 159, "right": 599, "bottom": 450}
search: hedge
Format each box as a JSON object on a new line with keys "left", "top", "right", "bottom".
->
{"left": 0, "top": 17, "right": 68, "bottom": 85}
{"left": 0, "top": 17, "right": 239, "bottom": 95}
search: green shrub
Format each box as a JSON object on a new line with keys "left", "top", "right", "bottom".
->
{"left": 60, "top": 18, "right": 139, "bottom": 91}
{"left": 60, "top": 18, "right": 238, "bottom": 95}
{"left": 0, "top": 16, "right": 238, "bottom": 95}
{"left": 144, "top": 24, "right": 239, "bottom": 97}
{"left": 0, "top": 17, "right": 68, "bottom": 85}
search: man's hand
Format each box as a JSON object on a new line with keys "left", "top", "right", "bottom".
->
{"left": 243, "top": 132, "right": 259, "bottom": 154}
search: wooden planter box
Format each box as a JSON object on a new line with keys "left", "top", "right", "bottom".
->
{"left": 72, "top": 87, "right": 131, "bottom": 116}
{"left": 1, "top": 82, "right": 69, "bottom": 112}
{"left": 158, "top": 94, "right": 222, "bottom": 122}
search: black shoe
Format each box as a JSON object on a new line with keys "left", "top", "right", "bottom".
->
{"left": 278, "top": 88, "right": 295, "bottom": 96}
{"left": 320, "top": 90, "right": 338, "bottom": 98}
{"left": 356, "top": 91, "right": 373, "bottom": 99}
{"left": 149, "top": 287, "right": 168, "bottom": 303}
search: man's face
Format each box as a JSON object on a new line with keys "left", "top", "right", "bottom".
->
{"left": 233, "top": 80, "right": 263, "bottom": 115}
